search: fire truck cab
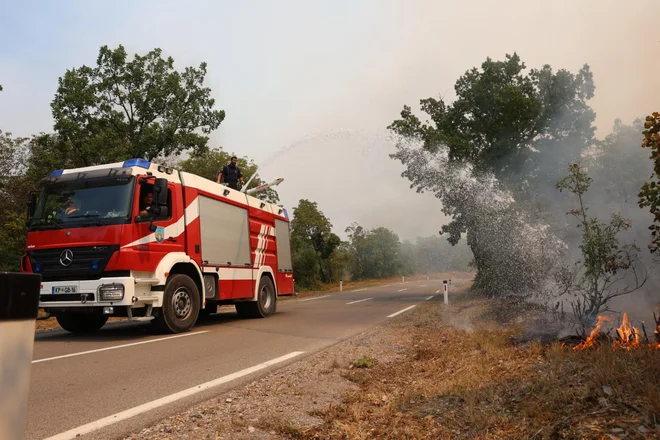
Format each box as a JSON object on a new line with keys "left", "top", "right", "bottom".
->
{"left": 21, "top": 158, "right": 295, "bottom": 334}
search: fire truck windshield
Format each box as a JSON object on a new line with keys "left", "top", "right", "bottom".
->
{"left": 28, "top": 176, "right": 135, "bottom": 230}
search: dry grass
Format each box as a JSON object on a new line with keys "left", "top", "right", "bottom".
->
{"left": 302, "top": 289, "right": 660, "bottom": 440}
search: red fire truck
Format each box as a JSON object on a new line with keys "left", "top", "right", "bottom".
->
{"left": 21, "top": 158, "right": 295, "bottom": 334}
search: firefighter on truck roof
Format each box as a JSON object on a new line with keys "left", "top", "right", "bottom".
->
{"left": 217, "top": 155, "right": 245, "bottom": 190}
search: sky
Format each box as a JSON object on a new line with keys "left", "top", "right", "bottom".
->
{"left": 2, "top": 0, "right": 659, "bottom": 241}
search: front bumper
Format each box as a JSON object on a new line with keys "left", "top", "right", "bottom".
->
{"left": 39, "top": 276, "right": 162, "bottom": 309}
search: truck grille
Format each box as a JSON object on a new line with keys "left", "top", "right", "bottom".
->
{"left": 28, "top": 245, "right": 121, "bottom": 282}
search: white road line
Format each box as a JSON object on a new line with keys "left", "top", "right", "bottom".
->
{"left": 43, "top": 351, "right": 306, "bottom": 440}
{"left": 425, "top": 296, "right": 434, "bottom": 301}
{"left": 436, "top": 289, "right": 441, "bottom": 294}
{"left": 397, "top": 288, "right": 408, "bottom": 292}
{"left": 299, "top": 295, "right": 329, "bottom": 302}
{"left": 420, "top": 284, "right": 427, "bottom": 287}
{"left": 32, "top": 331, "right": 210, "bottom": 364}
{"left": 387, "top": 305, "right": 417, "bottom": 318}
{"left": 346, "top": 297, "right": 373, "bottom": 305}
{"left": 351, "top": 288, "right": 367, "bottom": 292}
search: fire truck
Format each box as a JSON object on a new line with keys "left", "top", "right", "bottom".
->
{"left": 20, "top": 158, "right": 295, "bottom": 334}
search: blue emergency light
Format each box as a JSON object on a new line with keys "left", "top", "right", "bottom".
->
{"left": 122, "top": 158, "right": 151, "bottom": 169}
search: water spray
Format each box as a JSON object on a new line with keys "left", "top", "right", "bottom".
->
{"left": 240, "top": 165, "right": 260, "bottom": 193}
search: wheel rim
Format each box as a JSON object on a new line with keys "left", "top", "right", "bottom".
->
{"left": 260, "top": 285, "right": 272, "bottom": 310}
{"left": 172, "top": 287, "right": 192, "bottom": 319}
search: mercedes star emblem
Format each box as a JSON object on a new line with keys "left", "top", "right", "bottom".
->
{"left": 59, "top": 249, "right": 74, "bottom": 267}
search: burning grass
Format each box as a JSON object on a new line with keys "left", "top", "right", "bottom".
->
{"left": 566, "top": 311, "right": 660, "bottom": 351}
{"left": 301, "top": 290, "right": 660, "bottom": 439}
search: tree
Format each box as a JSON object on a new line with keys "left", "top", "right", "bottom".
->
{"left": 290, "top": 199, "right": 341, "bottom": 287}
{"left": 389, "top": 53, "right": 595, "bottom": 238}
{"left": 388, "top": 53, "right": 596, "bottom": 293}
{"left": 345, "top": 223, "right": 404, "bottom": 280}
{"left": 0, "top": 130, "right": 32, "bottom": 271}
{"left": 556, "top": 163, "right": 647, "bottom": 332}
{"left": 48, "top": 44, "right": 225, "bottom": 166}
{"left": 589, "top": 118, "right": 650, "bottom": 212}
{"left": 173, "top": 148, "right": 279, "bottom": 203}
{"left": 638, "top": 112, "right": 660, "bottom": 254}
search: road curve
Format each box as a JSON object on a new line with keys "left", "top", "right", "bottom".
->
{"left": 24, "top": 277, "right": 467, "bottom": 440}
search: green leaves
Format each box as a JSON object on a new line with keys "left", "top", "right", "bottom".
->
{"left": 50, "top": 44, "right": 225, "bottom": 165}
{"left": 289, "top": 199, "right": 342, "bottom": 288}
{"left": 638, "top": 112, "right": 660, "bottom": 253}
{"left": 345, "top": 224, "right": 404, "bottom": 280}
{"left": 388, "top": 53, "right": 597, "bottom": 255}
{"left": 558, "top": 163, "right": 646, "bottom": 330}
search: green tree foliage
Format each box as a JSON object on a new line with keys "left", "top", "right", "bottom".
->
{"left": 345, "top": 223, "right": 404, "bottom": 280}
{"left": 48, "top": 44, "right": 225, "bottom": 166}
{"left": 388, "top": 52, "right": 595, "bottom": 245}
{"left": 638, "top": 112, "right": 660, "bottom": 254}
{"left": 290, "top": 199, "right": 341, "bottom": 288}
{"left": 173, "top": 148, "right": 279, "bottom": 203}
{"left": 388, "top": 53, "right": 597, "bottom": 293}
{"left": 556, "top": 163, "right": 647, "bottom": 331}
{"left": 0, "top": 131, "right": 32, "bottom": 270}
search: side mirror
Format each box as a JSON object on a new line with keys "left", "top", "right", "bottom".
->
{"left": 151, "top": 178, "right": 169, "bottom": 217}
{"left": 154, "top": 178, "right": 168, "bottom": 206}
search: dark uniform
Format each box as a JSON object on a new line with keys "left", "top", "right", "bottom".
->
{"left": 220, "top": 162, "right": 243, "bottom": 190}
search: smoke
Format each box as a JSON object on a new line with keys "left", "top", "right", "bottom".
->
{"left": 258, "top": 129, "right": 453, "bottom": 243}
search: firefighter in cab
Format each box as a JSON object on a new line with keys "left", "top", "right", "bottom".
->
{"left": 46, "top": 195, "right": 80, "bottom": 222}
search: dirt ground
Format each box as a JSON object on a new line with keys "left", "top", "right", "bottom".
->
{"left": 121, "top": 281, "right": 660, "bottom": 440}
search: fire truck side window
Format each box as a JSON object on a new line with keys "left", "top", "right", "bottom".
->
{"left": 138, "top": 183, "right": 172, "bottom": 221}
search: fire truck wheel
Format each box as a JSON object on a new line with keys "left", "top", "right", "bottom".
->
{"left": 56, "top": 314, "right": 109, "bottom": 334}
{"left": 155, "top": 274, "right": 201, "bottom": 333}
{"left": 236, "top": 276, "right": 276, "bottom": 318}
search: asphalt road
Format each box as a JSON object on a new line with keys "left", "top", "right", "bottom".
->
{"left": 23, "top": 276, "right": 468, "bottom": 440}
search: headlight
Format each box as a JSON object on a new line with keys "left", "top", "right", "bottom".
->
{"left": 98, "top": 284, "right": 124, "bottom": 301}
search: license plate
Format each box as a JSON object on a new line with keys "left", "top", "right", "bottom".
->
{"left": 52, "top": 286, "right": 78, "bottom": 294}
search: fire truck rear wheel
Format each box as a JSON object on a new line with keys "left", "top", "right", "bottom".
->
{"left": 56, "top": 314, "right": 109, "bottom": 334}
{"left": 236, "top": 276, "right": 276, "bottom": 318}
{"left": 155, "top": 274, "right": 201, "bottom": 333}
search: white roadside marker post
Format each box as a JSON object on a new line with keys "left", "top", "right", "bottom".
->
{"left": 0, "top": 272, "right": 41, "bottom": 440}
{"left": 443, "top": 279, "right": 449, "bottom": 305}
{"left": 340, "top": 281, "right": 343, "bottom": 292}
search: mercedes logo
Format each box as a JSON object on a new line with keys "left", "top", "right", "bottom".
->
{"left": 59, "top": 249, "right": 74, "bottom": 267}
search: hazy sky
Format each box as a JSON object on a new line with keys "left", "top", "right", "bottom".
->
{"left": 1, "top": 0, "right": 659, "bottom": 240}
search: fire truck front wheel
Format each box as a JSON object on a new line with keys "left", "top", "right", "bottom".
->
{"left": 154, "top": 274, "right": 201, "bottom": 333}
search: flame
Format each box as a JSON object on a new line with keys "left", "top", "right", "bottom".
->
{"left": 612, "top": 312, "right": 640, "bottom": 350}
{"left": 572, "top": 312, "right": 660, "bottom": 350}
{"left": 573, "top": 315, "right": 610, "bottom": 350}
